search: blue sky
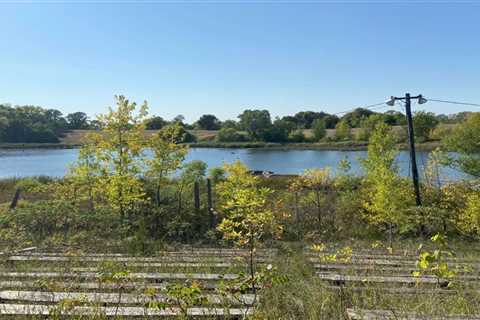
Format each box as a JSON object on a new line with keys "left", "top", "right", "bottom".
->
{"left": 1, "top": 1, "right": 479, "bottom": 122}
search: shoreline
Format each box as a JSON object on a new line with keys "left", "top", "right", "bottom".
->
{"left": 0, "top": 141, "right": 442, "bottom": 151}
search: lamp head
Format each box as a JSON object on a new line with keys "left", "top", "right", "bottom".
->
{"left": 386, "top": 96, "right": 396, "bottom": 106}
{"left": 418, "top": 95, "right": 428, "bottom": 104}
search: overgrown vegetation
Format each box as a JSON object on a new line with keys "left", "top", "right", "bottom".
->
{"left": 0, "top": 96, "right": 479, "bottom": 318}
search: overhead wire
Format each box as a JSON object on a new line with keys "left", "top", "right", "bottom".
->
{"left": 324, "top": 96, "right": 478, "bottom": 118}
{"left": 427, "top": 98, "right": 480, "bottom": 108}
{"left": 331, "top": 101, "right": 388, "bottom": 117}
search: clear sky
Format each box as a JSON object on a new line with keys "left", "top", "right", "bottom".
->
{"left": 1, "top": 1, "right": 479, "bottom": 122}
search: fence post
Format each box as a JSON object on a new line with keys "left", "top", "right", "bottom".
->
{"left": 9, "top": 188, "right": 21, "bottom": 210}
{"left": 207, "top": 178, "right": 214, "bottom": 226}
{"left": 194, "top": 180, "right": 200, "bottom": 211}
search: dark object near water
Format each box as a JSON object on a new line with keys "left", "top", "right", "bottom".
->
{"left": 9, "top": 188, "right": 21, "bottom": 210}
{"left": 248, "top": 170, "right": 274, "bottom": 176}
{"left": 194, "top": 181, "right": 200, "bottom": 210}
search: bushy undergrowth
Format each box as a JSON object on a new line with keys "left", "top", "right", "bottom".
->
{"left": 0, "top": 98, "right": 478, "bottom": 254}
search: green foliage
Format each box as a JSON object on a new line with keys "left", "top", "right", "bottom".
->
{"left": 77, "top": 96, "right": 148, "bottom": 220}
{"left": 195, "top": 114, "right": 221, "bottom": 130}
{"left": 238, "top": 109, "right": 272, "bottom": 141}
{"left": 358, "top": 114, "right": 385, "bottom": 141}
{"left": 334, "top": 120, "right": 351, "bottom": 141}
{"left": 413, "top": 111, "right": 439, "bottom": 141}
{"left": 341, "top": 108, "right": 375, "bottom": 128}
{"left": 383, "top": 110, "right": 406, "bottom": 126}
{"left": 288, "top": 129, "right": 306, "bottom": 143}
{"left": 144, "top": 116, "right": 167, "bottom": 130}
{"left": 455, "top": 191, "right": 480, "bottom": 237}
{"left": 292, "top": 111, "right": 335, "bottom": 129}
{"left": 430, "top": 124, "right": 454, "bottom": 141}
{"left": 216, "top": 161, "right": 282, "bottom": 247}
{"left": 147, "top": 123, "right": 188, "bottom": 206}
{"left": 361, "top": 123, "right": 414, "bottom": 235}
{"left": 443, "top": 112, "right": 480, "bottom": 178}
{"left": 264, "top": 120, "right": 289, "bottom": 142}
{"left": 0, "top": 104, "right": 94, "bottom": 143}
{"left": 312, "top": 118, "right": 327, "bottom": 141}
{"left": 159, "top": 124, "right": 196, "bottom": 143}
{"left": 216, "top": 127, "right": 246, "bottom": 142}
{"left": 290, "top": 168, "right": 335, "bottom": 235}
{"left": 208, "top": 167, "right": 226, "bottom": 183}
{"left": 66, "top": 112, "right": 89, "bottom": 129}
{"left": 413, "top": 233, "right": 456, "bottom": 285}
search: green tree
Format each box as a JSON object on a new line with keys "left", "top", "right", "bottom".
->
{"left": 334, "top": 120, "right": 351, "bottom": 141}
{"left": 216, "top": 127, "right": 245, "bottom": 142}
{"left": 361, "top": 123, "right": 414, "bottom": 243}
{"left": 293, "top": 111, "right": 328, "bottom": 129}
{"left": 238, "top": 109, "right": 272, "bottom": 141}
{"left": 358, "top": 114, "right": 385, "bottom": 141}
{"left": 75, "top": 95, "right": 149, "bottom": 223}
{"left": 66, "top": 112, "right": 89, "bottom": 129}
{"left": 145, "top": 116, "right": 167, "bottom": 130}
{"left": 221, "top": 120, "right": 238, "bottom": 130}
{"left": 292, "top": 168, "right": 334, "bottom": 229}
{"left": 341, "top": 108, "right": 375, "bottom": 128}
{"left": 288, "top": 129, "right": 306, "bottom": 142}
{"left": 413, "top": 111, "right": 439, "bottom": 141}
{"left": 160, "top": 124, "right": 196, "bottom": 143}
{"left": 175, "top": 160, "right": 207, "bottom": 215}
{"left": 456, "top": 191, "right": 480, "bottom": 237}
{"left": 312, "top": 118, "right": 326, "bottom": 141}
{"left": 383, "top": 110, "right": 406, "bottom": 126}
{"left": 195, "top": 114, "right": 221, "bottom": 130}
{"left": 216, "top": 161, "right": 282, "bottom": 296}
{"left": 443, "top": 112, "right": 480, "bottom": 178}
{"left": 146, "top": 123, "right": 188, "bottom": 206}
{"left": 264, "top": 119, "right": 289, "bottom": 142}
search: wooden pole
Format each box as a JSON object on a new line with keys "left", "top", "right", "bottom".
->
{"left": 194, "top": 181, "right": 200, "bottom": 211}
{"left": 9, "top": 188, "right": 21, "bottom": 210}
{"left": 405, "top": 93, "right": 422, "bottom": 207}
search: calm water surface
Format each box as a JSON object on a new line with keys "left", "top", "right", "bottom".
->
{"left": 0, "top": 148, "right": 468, "bottom": 181}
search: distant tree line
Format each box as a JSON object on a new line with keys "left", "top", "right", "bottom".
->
{"left": 0, "top": 102, "right": 473, "bottom": 144}
{"left": 0, "top": 104, "right": 99, "bottom": 143}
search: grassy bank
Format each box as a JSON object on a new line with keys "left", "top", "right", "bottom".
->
{"left": 0, "top": 140, "right": 442, "bottom": 151}
{"left": 0, "top": 143, "right": 80, "bottom": 149}
{"left": 189, "top": 140, "right": 442, "bottom": 151}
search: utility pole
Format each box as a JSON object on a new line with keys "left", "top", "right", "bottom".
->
{"left": 404, "top": 93, "right": 422, "bottom": 206}
{"left": 387, "top": 93, "right": 427, "bottom": 207}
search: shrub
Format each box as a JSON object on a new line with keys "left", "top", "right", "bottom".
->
{"left": 312, "top": 119, "right": 326, "bottom": 141}
{"left": 288, "top": 129, "right": 306, "bottom": 142}
{"left": 216, "top": 127, "right": 246, "bottom": 142}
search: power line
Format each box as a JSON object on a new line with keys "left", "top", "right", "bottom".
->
{"left": 427, "top": 98, "right": 480, "bottom": 108}
{"left": 332, "top": 102, "right": 388, "bottom": 117}
{"left": 329, "top": 96, "right": 479, "bottom": 119}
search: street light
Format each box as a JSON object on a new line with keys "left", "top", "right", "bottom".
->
{"left": 418, "top": 95, "right": 428, "bottom": 105}
{"left": 387, "top": 93, "right": 427, "bottom": 213}
{"left": 386, "top": 96, "right": 396, "bottom": 107}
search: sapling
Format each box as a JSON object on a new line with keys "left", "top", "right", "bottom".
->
{"left": 216, "top": 161, "right": 283, "bottom": 312}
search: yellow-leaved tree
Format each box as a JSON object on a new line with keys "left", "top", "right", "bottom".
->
{"left": 289, "top": 168, "right": 334, "bottom": 233}
{"left": 456, "top": 190, "right": 480, "bottom": 237}
{"left": 146, "top": 123, "right": 188, "bottom": 207}
{"left": 71, "top": 95, "right": 149, "bottom": 225}
{"left": 216, "top": 161, "right": 282, "bottom": 297}
{"left": 361, "top": 123, "right": 414, "bottom": 246}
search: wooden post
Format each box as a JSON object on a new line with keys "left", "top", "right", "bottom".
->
{"left": 194, "top": 181, "right": 200, "bottom": 211}
{"left": 9, "top": 188, "right": 21, "bottom": 210}
{"left": 207, "top": 178, "right": 214, "bottom": 226}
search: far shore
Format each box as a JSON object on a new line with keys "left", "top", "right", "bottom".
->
{"left": 0, "top": 141, "right": 442, "bottom": 151}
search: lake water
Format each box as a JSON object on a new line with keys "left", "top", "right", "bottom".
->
{"left": 0, "top": 148, "right": 469, "bottom": 181}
